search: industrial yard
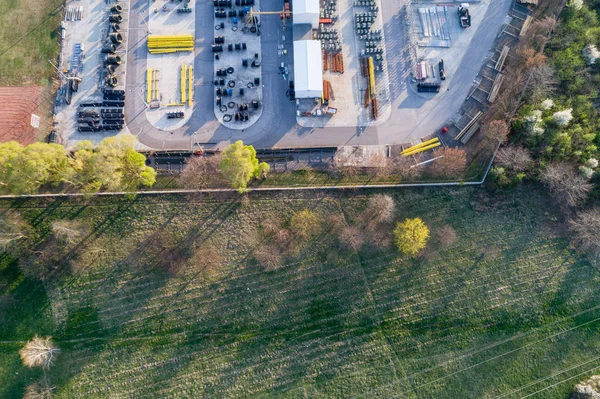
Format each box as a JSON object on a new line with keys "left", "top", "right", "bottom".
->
{"left": 51, "top": 0, "right": 522, "bottom": 152}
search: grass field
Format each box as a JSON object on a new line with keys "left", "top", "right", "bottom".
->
{"left": 0, "top": 0, "right": 63, "bottom": 85}
{"left": 1, "top": 186, "right": 599, "bottom": 398}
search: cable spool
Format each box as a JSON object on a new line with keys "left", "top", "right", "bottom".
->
{"left": 107, "top": 55, "right": 122, "bottom": 65}
{"left": 111, "top": 5, "right": 123, "bottom": 13}
{"left": 109, "top": 33, "right": 123, "bottom": 44}
{"left": 111, "top": 23, "right": 120, "bottom": 32}
{"left": 109, "top": 14, "right": 122, "bottom": 23}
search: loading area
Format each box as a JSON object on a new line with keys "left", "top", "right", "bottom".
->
{"left": 54, "top": 0, "right": 129, "bottom": 145}
{"left": 144, "top": 2, "right": 196, "bottom": 130}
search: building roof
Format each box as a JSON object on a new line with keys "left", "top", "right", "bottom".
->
{"left": 293, "top": 40, "right": 323, "bottom": 98}
{"left": 292, "top": 0, "right": 319, "bottom": 16}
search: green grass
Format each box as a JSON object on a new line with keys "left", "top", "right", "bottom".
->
{"left": 0, "top": 0, "right": 63, "bottom": 85}
{"left": 1, "top": 186, "right": 599, "bottom": 398}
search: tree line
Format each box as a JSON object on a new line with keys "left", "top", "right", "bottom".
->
{"left": 0, "top": 134, "right": 157, "bottom": 194}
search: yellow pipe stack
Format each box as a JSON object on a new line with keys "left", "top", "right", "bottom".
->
{"left": 181, "top": 64, "right": 187, "bottom": 104}
{"left": 148, "top": 35, "right": 194, "bottom": 54}
{"left": 401, "top": 137, "right": 441, "bottom": 156}
{"left": 188, "top": 65, "right": 193, "bottom": 107}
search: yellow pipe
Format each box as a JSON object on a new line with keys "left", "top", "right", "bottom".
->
{"left": 149, "top": 48, "right": 194, "bottom": 54}
{"left": 148, "top": 35, "right": 194, "bottom": 40}
{"left": 402, "top": 142, "right": 441, "bottom": 156}
{"left": 181, "top": 64, "right": 187, "bottom": 104}
{"left": 146, "top": 68, "right": 152, "bottom": 103}
{"left": 188, "top": 65, "right": 193, "bottom": 107}
{"left": 401, "top": 137, "right": 439, "bottom": 154}
{"left": 166, "top": 102, "right": 185, "bottom": 106}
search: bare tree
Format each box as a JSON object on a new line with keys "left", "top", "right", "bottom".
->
{"left": 51, "top": 220, "right": 88, "bottom": 246}
{"left": 436, "top": 224, "right": 458, "bottom": 248}
{"left": 254, "top": 244, "right": 283, "bottom": 271}
{"left": 480, "top": 120, "right": 509, "bottom": 152}
{"left": 24, "top": 381, "right": 55, "bottom": 399}
{"left": 178, "top": 155, "right": 223, "bottom": 189}
{"left": 365, "top": 194, "right": 395, "bottom": 224}
{"left": 495, "top": 146, "right": 533, "bottom": 172}
{"left": 428, "top": 147, "right": 467, "bottom": 179}
{"left": 540, "top": 162, "right": 592, "bottom": 207}
{"left": 570, "top": 208, "right": 600, "bottom": 266}
{"left": 20, "top": 336, "right": 59, "bottom": 369}
{"left": 527, "top": 63, "right": 557, "bottom": 102}
{"left": 338, "top": 225, "right": 365, "bottom": 251}
{"left": 0, "top": 212, "right": 28, "bottom": 252}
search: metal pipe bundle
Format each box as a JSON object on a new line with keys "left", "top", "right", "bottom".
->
{"left": 148, "top": 35, "right": 194, "bottom": 54}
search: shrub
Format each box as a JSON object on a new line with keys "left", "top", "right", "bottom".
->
{"left": 289, "top": 209, "right": 320, "bottom": 240}
{"left": 394, "top": 218, "right": 430, "bottom": 256}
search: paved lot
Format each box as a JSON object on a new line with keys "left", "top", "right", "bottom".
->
{"left": 58, "top": 0, "right": 130, "bottom": 147}
{"left": 123, "top": 0, "right": 514, "bottom": 151}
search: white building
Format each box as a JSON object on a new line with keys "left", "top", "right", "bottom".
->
{"left": 292, "top": 0, "right": 319, "bottom": 29}
{"left": 293, "top": 40, "right": 323, "bottom": 98}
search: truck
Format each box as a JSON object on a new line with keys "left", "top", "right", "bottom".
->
{"left": 438, "top": 59, "right": 446, "bottom": 81}
{"left": 457, "top": 3, "right": 471, "bottom": 28}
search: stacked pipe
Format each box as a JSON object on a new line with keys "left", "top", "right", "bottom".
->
{"left": 148, "top": 35, "right": 194, "bottom": 54}
{"left": 401, "top": 138, "right": 440, "bottom": 156}
{"left": 331, "top": 53, "right": 344, "bottom": 73}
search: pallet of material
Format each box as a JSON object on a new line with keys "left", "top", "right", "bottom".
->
{"left": 495, "top": 45, "right": 509, "bottom": 71}
{"left": 455, "top": 111, "right": 482, "bottom": 141}
{"left": 520, "top": 15, "right": 532, "bottom": 37}
{"left": 488, "top": 73, "right": 504, "bottom": 103}
{"left": 459, "top": 122, "right": 480, "bottom": 144}
{"left": 323, "top": 51, "right": 329, "bottom": 71}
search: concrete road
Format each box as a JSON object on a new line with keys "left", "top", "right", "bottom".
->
{"left": 124, "top": 0, "right": 513, "bottom": 150}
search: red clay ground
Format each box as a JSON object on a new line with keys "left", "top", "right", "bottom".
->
{"left": 0, "top": 86, "right": 44, "bottom": 145}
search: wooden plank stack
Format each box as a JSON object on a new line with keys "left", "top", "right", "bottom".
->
{"left": 323, "top": 52, "right": 329, "bottom": 71}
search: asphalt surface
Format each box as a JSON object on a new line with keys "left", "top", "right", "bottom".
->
{"left": 124, "top": 0, "right": 514, "bottom": 150}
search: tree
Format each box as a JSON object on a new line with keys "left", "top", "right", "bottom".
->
{"left": 495, "top": 146, "right": 533, "bottom": 172}
{"left": 24, "top": 381, "right": 55, "bottom": 399}
{"left": 219, "top": 141, "right": 269, "bottom": 192}
{"left": 540, "top": 162, "right": 592, "bottom": 207}
{"left": 0, "top": 212, "right": 28, "bottom": 252}
{"left": 0, "top": 142, "right": 74, "bottom": 194}
{"left": 570, "top": 208, "right": 600, "bottom": 265}
{"left": 338, "top": 225, "right": 365, "bottom": 250}
{"left": 289, "top": 209, "right": 320, "bottom": 240}
{"left": 178, "top": 155, "right": 223, "bottom": 189}
{"left": 394, "top": 218, "right": 430, "bottom": 256}
{"left": 436, "top": 224, "right": 458, "bottom": 248}
{"left": 365, "top": 194, "right": 395, "bottom": 224}
{"left": 429, "top": 147, "right": 467, "bottom": 179}
{"left": 480, "top": 120, "right": 509, "bottom": 152}
{"left": 0, "top": 141, "right": 23, "bottom": 191}
{"left": 51, "top": 220, "right": 88, "bottom": 246}
{"left": 20, "top": 336, "right": 59, "bottom": 369}
{"left": 73, "top": 135, "right": 156, "bottom": 192}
